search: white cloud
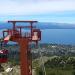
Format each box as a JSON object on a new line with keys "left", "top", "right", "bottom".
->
{"left": 0, "top": 0, "right": 75, "bottom": 16}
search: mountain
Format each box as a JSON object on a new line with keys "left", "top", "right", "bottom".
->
{"left": 36, "top": 22, "right": 75, "bottom": 29}
{"left": 0, "top": 22, "right": 75, "bottom": 29}
{"left": 0, "top": 22, "right": 13, "bottom": 29}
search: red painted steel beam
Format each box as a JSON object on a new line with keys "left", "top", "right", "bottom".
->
{"left": 8, "top": 20, "right": 37, "bottom": 23}
{"left": 18, "top": 38, "right": 31, "bottom": 75}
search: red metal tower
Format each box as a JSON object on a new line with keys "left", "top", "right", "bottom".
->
{"left": 3, "top": 20, "right": 41, "bottom": 75}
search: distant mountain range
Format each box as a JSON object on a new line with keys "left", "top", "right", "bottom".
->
{"left": 0, "top": 22, "right": 75, "bottom": 29}
{"left": 37, "top": 22, "right": 75, "bottom": 29}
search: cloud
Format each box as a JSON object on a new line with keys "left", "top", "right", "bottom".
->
{"left": 0, "top": 0, "right": 75, "bottom": 23}
{"left": 0, "top": 0, "right": 75, "bottom": 16}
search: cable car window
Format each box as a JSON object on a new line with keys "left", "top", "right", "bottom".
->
{"left": 0, "top": 54, "right": 1, "bottom": 58}
{"left": 0, "top": 53, "right": 7, "bottom": 58}
{"left": 3, "top": 54, "right": 7, "bottom": 58}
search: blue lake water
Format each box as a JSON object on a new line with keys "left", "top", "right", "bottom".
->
{"left": 41, "top": 29, "right": 75, "bottom": 45}
{"left": 0, "top": 29, "right": 75, "bottom": 45}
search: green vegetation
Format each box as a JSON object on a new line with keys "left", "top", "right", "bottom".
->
{"left": 1, "top": 43, "right": 75, "bottom": 75}
{"left": 33, "top": 56, "right": 75, "bottom": 75}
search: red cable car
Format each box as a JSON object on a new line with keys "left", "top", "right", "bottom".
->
{"left": 0, "top": 49, "right": 8, "bottom": 63}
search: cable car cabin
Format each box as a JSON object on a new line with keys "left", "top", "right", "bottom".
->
{"left": 0, "top": 49, "right": 8, "bottom": 63}
{"left": 32, "top": 29, "right": 41, "bottom": 41}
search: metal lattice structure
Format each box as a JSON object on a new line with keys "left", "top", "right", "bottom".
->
{"left": 2, "top": 20, "right": 41, "bottom": 75}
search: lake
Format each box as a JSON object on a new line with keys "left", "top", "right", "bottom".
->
{"left": 41, "top": 29, "right": 75, "bottom": 45}
{"left": 0, "top": 29, "right": 75, "bottom": 45}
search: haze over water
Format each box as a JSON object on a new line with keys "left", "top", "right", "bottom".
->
{"left": 41, "top": 29, "right": 75, "bottom": 45}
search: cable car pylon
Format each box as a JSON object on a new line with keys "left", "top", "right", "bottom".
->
{"left": 2, "top": 20, "right": 41, "bottom": 75}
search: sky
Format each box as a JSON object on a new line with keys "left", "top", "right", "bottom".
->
{"left": 0, "top": 0, "right": 75, "bottom": 23}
